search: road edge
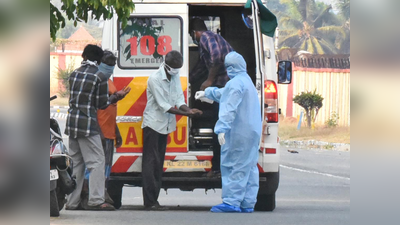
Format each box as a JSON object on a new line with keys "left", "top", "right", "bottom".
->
{"left": 280, "top": 140, "right": 350, "bottom": 151}
{"left": 50, "top": 106, "right": 69, "bottom": 109}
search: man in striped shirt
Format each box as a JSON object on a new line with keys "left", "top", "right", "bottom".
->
{"left": 65, "top": 44, "right": 116, "bottom": 211}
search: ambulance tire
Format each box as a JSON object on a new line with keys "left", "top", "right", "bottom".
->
{"left": 255, "top": 193, "right": 275, "bottom": 211}
{"left": 108, "top": 181, "right": 123, "bottom": 209}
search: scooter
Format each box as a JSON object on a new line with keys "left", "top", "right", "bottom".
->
{"left": 50, "top": 95, "right": 75, "bottom": 217}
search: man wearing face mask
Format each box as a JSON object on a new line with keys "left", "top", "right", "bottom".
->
{"left": 80, "top": 50, "right": 131, "bottom": 208}
{"left": 65, "top": 44, "right": 114, "bottom": 211}
{"left": 141, "top": 50, "right": 203, "bottom": 210}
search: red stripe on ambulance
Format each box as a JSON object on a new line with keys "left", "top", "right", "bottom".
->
{"left": 125, "top": 91, "right": 148, "bottom": 116}
{"left": 111, "top": 156, "right": 139, "bottom": 173}
{"left": 114, "top": 77, "right": 134, "bottom": 91}
{"left": 257, "top": 163, "right": 264, "bottom": 173}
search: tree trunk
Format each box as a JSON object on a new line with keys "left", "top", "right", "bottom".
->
{"left": 306, "top": 109, "right": 312, "bottom": 128}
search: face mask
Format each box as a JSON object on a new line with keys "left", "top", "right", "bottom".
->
{"left": 226, "top": 66, "right": 235, "bottom": 79}
{"left": 164, "top": 63, "right": 180, "bottom": 76}
{"left": 98, "top": 62, "right": 115, "bottom": 79}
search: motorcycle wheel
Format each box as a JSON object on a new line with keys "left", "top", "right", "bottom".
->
{"left": 57, "top": 190, "right": 66, "bottom": 211}
{"left": 50, "top": 190, "right": 60, "bottom": 217}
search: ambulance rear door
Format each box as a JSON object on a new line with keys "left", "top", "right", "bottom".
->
{"left": 112, "top": 4, "right": 189, "bottom": 159}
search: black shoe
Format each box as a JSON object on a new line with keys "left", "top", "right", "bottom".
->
{"left": 144, "top": 202, "right": 169, "bottom": 211}
{"left": 204, "top": 170, "right": 221, "bottom": 178}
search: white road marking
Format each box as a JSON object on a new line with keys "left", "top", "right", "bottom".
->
{"left": 50, "top": 113, "right": 68, "bottom": 119}
{"left": 280, "top": 165, "right": 350, "bottom": 181}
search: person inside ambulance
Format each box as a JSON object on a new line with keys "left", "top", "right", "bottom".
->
{"left": 195, "top": 52, "right": 262, "bottom": 213}
{"left": 141, "top": 50, "right": 203, "bottom": 210}
{"left": 189, "top": 18, "right": 234, "bottom": 178}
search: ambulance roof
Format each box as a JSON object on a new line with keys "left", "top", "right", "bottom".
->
{"left": 131, "top": 0, "right": 266, "bottom": 4}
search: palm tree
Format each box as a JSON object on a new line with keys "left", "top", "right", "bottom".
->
{"left": 277, "top": 0, "right": 345, "bottom": 54}
{"left": 334, "top": 0, "right": 350, "bottom": 54}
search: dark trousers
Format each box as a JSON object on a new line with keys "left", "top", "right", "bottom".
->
{"left": 142, "top": 127, "right": 168, "bottom": 207}
{"left": 103, "top": 139, "right": 114, "bottom": 189}
{"left": 210, "top": 102, "right": 221, "bottom": 172}
{"left": 191, "top": 85, "right": 222, "bottom": 172}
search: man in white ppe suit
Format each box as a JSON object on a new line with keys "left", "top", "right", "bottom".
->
{"left": 196, "top": 51, "right": 262, "bottom": 213}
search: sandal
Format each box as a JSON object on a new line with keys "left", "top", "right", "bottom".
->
{"left": 85, "top": 202, "right": 115, "bottom": 211}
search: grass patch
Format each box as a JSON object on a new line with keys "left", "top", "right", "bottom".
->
{"left": 50, "top": 97, "right": 69, "bottom": 106}
{"left": 279, "top": 117, "right": 350, "bottom": 144}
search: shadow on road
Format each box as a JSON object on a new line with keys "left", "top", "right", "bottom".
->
{"left": 119, "top": 205, "right": 212, "bottom": 211}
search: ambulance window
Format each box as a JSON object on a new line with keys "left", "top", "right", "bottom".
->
{"left": 118, "top": 17, "right": 182, "bottom": 69}
{"left": 189, "top": 16, "right": 220, "bottom": 46}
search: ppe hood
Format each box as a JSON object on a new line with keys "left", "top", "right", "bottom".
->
{"left": 224, "top": 51, "right": 247, "bottom": 79}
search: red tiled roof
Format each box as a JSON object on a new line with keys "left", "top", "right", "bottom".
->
{"left": 68, "top": 26, "right": 95, "bottom": 41}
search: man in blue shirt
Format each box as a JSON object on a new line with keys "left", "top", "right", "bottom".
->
{"left": 189, "top": 18, "right": 234, "bottom": 178}
{"left": 141, "top": 50, "right": 202, "bottom": 210}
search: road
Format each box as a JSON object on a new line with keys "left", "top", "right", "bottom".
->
{"left": 50, "top": 108, "right": 350, "bottom": 225}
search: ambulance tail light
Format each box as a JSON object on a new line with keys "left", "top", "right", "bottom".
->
{"left": 264, "top": 80, "right": 278, "bottom": 123}
{"left": 262, "top": 148, "right": 277, "bottom": 154}
{"left": 266, "top": 148, "right": 277, "bottom": 154}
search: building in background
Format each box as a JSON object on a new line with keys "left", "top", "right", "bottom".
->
{"left": 277, "top": 49, "right": 350, "bottom": 127}
{"left": 50, "top": 26, "right": 101, "bottom": 95}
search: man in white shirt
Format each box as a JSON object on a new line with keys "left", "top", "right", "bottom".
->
{"left": 141, "top": 50, "right": 202, "bottom": 210}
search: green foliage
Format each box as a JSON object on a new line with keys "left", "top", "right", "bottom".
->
{"left": 293, "top": 89, "right": 324, "bottom": 128}
{"left": 50, "top": 0, "right": 135, "bottom": 41}
{"left": 57, "top": 63, "right": 76, "bottom": 98}
{"left": 56, "top": 18, "right": 79, "bottom": 39}
{"left": 272, "top": 0, "right": 349, "bottom": 54}
{"left": 336, "top": 0, "right": 350, "bottom": 20}
{"left": 325, "top": 111, "right": 340, "bottom": 128}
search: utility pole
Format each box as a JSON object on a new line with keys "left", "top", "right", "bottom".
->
{"left": 275, "top": 27, "right": 279, "bottom": 50}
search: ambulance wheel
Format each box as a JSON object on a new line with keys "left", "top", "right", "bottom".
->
{"left": 255, "top": 193, "right": 276, "bottom": 211}
{"left": 50, "top": 190, "right": 60, "bottom": 217}
{"left": 108, "top": 181, "right": 123, "bottom": 209}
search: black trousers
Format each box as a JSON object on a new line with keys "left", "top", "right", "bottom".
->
{"left": 142, "top": 127, "right": 168, "bottom": 207}
{"left": 210, "top": 102, "right": 221, "bottom": 172}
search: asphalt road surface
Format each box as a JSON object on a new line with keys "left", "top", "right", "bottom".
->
{"left": 50, "top": 108, "right": 350, "bottom": 225}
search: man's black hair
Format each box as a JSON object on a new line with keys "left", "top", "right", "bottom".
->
{"left": 82, "top": 44, "right": 104, "bottom": 64}
{"left": 101, "top": 50, "right": 117, "bottom": 66}
{"left": 165, "top": 50, "right": 183, "bottom": 68}
{"left": 189, "top": 18, "right": 207, "bottom": 33}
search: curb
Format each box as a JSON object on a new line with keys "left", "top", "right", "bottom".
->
{"left": 50, "top": 106, "right": 69, "bottom": 109}
{"left": 280, "top": 140, "right": 350, "bottom": 151}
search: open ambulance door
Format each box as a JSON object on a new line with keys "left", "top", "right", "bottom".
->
{"left": 249, "top": 0, "right": 266, "bottom": 127}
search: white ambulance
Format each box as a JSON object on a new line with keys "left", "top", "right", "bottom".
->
{"left": 102, "top": 0, "right": 292, "bottom": 211}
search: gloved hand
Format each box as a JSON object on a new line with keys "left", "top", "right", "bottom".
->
{"left": 195, "top": 91, "right": 205, "bottom": 100}
{"left": 218, "top": 133, "right": 225, "bottom": 145}
{"left": 195, "top": 90, "right": 214, "bottom": 104}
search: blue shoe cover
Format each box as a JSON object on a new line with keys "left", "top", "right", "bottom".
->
{"left": 240, "top": 208, "right": 254, "bottom": 213}
{"left": 210, "top": 203, "right": 241, "bottom": 213}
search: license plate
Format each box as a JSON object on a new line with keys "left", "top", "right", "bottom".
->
{"left": 164, "top": 160, "right": 212, "bottom": 169}
{"left": 50, "top": 169, "right": 59, "bottom": 181}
